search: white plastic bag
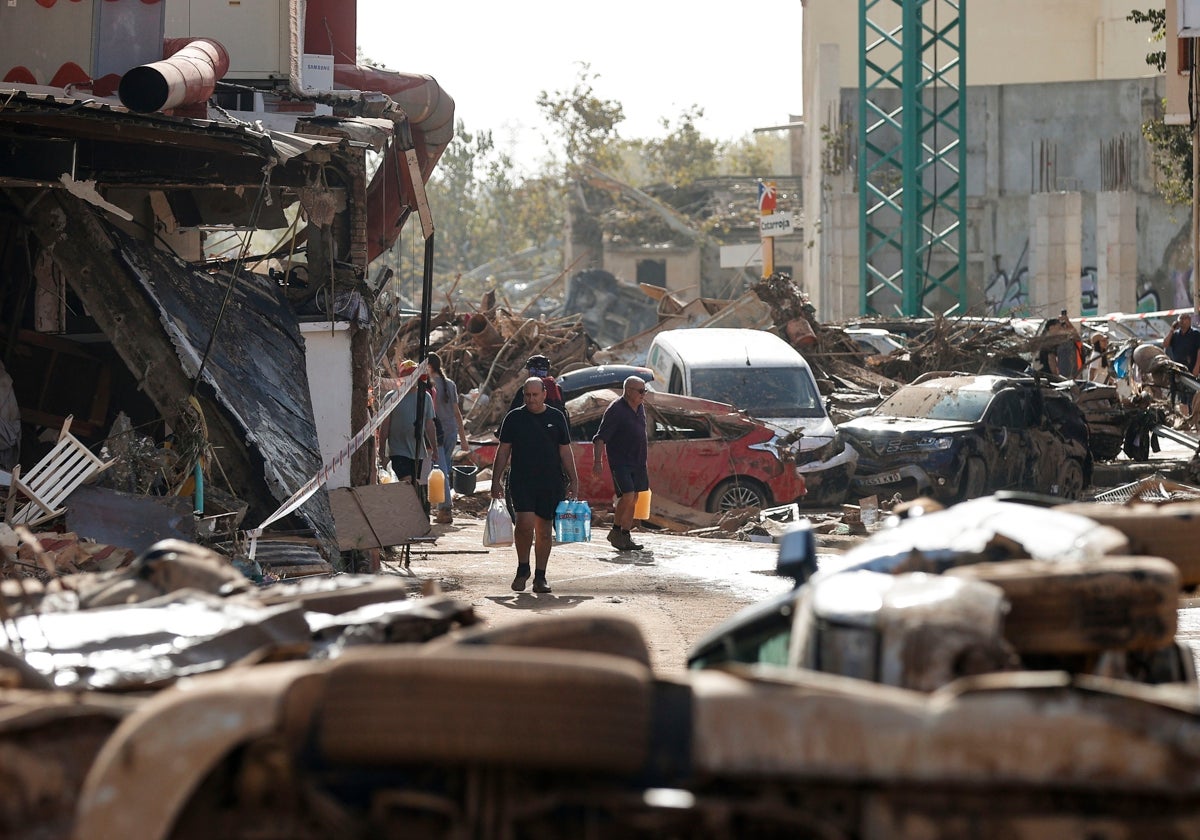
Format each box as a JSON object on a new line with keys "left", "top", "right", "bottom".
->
{"left": 483, "top": 499, "right": 514, "bottom": 547}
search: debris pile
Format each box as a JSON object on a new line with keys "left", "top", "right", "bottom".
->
{"left": 388, "top": 294, "right": 596, "bottom": 436}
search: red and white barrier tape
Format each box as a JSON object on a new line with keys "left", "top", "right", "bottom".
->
{"left": 245, "top": 361, "right": 427, "bottom": 559}
{"left": 1083, "top": 307, "right": 1192, "bottom": 323}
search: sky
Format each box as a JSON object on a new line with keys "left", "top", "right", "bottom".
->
{"left": 356, "top": 0, "right": 804, "bottom": 174}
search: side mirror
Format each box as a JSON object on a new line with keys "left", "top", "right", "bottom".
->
{"left": 776, "top": 519, "right": 817, "bottom": 589}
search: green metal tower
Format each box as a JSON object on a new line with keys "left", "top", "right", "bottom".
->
{"left": 858, "top": 0, "right": 967, "bottom": 316}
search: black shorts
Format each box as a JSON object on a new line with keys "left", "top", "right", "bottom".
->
{"left": 391, "top": 455, "right": 417, "bottom": 480}
{"left": 509, "top": 481, "right": 563, "bottom": 521}
{"left": 610, "top": 464, "right": 649, "bottom": 497}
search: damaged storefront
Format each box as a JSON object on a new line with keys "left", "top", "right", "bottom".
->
{"left": 0, "top": 88, "right": 436, "bottom": 566}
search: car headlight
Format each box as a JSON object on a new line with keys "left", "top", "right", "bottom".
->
{"left": 916, "top": 436, "right": 953, "bottom": 451}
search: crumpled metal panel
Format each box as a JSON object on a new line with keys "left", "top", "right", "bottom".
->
{"left": 5, "top": 591, "right": 311, "bottom": 691}
{"left": 107, "top": 222, "right": 335, "bottom": 547}
{"left": 0, "top": 586, "right": 477, "bottom": 692}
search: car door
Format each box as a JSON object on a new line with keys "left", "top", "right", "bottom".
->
{"left": 646, "top": 406, "right": 726, "bottom": 509}
{"left": 981, "top": 390, "right": 1033, "bottom": 489}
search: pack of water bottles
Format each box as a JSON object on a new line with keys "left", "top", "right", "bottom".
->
{"left": 554, "top": 498, "right": 592, "bottom": 543}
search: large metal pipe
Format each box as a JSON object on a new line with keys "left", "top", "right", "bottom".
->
{"left": 118, "top": 38, "right": 230, "bottom": 114}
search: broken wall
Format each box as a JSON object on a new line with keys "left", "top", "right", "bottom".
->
{"left": 25, "top": 194, "right": 335, "bottom": 551}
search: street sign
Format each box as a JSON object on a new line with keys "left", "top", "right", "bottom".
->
{"left": 759, "top": 212, "right": 793, "bottom": 237}
{"left": 720, "top": 243, "right": 763, "bottom": 268}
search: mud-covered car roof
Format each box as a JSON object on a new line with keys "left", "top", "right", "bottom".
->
{"left": 567, "top": 389, "right": 762, "bottom": 438}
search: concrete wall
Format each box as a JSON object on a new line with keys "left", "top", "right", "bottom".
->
{"left": 1096, "top": 190, "right": 1139, "bottom": 313}
{"left": 602, "top": 246, "right": 702, "bottom": 302}
{"left": 803, "top": 0, "right": 1155, "bottom": 89}
{"left": 806, "top": 75, "right": 1186, "bottom": 319}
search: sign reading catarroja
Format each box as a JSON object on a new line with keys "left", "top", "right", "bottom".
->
{"left": 759, "top": 212, "right": 793, "bottom": 236}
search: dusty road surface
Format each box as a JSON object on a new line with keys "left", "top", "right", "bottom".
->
{"left": 379, "top": 513, "right": 856, "bottom": 673}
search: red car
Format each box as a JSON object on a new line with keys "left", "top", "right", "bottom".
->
{"left": 472, "top": 388, "right": 806, "bottom": 513}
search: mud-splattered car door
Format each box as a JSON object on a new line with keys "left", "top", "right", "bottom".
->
{"left": 646, "top": 406, "right": 725, "bottom": 510}
{"left": 981, "top": 389, "right": 1034, "bottom": 490}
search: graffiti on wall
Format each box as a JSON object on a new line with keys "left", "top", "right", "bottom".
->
{"left": 986, "top": 262, "right": 1181, "bottom": 318}
{"left": 982, "top": 219, "right": 1197, "bottom": 318}
{"left": 984, "top": 265, "right": 1029, "bottom": 315}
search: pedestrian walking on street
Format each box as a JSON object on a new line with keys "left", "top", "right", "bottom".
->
{"left": 491, "top": 377, "right": 579, "bottom": 593}
{"left": 427, "top": 353, "right": 469, "bottom": 524}
{"left": 507, "top": 353, "right": 569, "bottom": 421}
{"left": 378, "top": 359, "right": 437, "bottom": 484}
{"left": 592, "top": 376, "right": 650, "bottom": 552}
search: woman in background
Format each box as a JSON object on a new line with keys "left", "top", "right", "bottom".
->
{"left": 427, "top": 353, "right": 469, "bottom": 524}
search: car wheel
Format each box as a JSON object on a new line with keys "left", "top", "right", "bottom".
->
{"left": 960, "top": 457, "right": 987, "bottom": 502}
{"left": 1056, "top": 459, "right": 1085, "bottom": 500}
{"left": 707, "top": 478, "right": 770, "bottom": 513}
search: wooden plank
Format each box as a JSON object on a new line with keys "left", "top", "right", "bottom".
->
{"left": 330, "top": 483, "right": 431, "bottom": 551}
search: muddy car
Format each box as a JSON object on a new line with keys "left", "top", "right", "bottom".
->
{"left": 689, "top": 497, "right": 1194, "bottom": 690}
{"left": 838, "top": 373, "right": 1092, "bottom": 503}
{"left": 473, "top": 389, "right": 806, "bottom": 513}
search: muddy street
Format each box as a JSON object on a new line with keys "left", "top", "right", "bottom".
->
{"left": 383, "top": 513, "right": 862, "bottom": 672}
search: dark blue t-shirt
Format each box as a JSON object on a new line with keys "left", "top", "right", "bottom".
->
{"left": 1168, "top": 326, "right": 1200, "bottom": 369}
{"left": 593, "top": 397, "right": 647, "bottom": 468}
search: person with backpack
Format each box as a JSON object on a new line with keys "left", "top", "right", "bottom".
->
{"left": 507, "top": 354, "right": 568, "bottom": 422}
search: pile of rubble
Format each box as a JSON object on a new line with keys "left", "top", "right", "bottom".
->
{"left": 389, "top": 293, "right": 595, "bottom": 437}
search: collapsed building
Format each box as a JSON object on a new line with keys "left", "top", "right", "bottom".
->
{"left": 0, "top": 0, "right": 452, "bottom": 563}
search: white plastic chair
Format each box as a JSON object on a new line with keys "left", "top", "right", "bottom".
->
{"left": 5, "top": 416, "right": 115, "bottom": 527}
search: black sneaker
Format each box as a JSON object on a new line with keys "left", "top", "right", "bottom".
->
{"left": 532, "top": 575, "right": 552, "bottom": 593}
{"left": 511, "top": 564, "right": 531, "bottom": 592}
{"left": 625, "top": 531, "right": 644, "bottom": 551}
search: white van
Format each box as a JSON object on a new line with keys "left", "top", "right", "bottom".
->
{"left": 645, "top": 328, "right": 857, "bottom": 504}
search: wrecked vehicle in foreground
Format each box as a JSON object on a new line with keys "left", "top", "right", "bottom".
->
{"left": 689, "top": 496, "right": 1194, "bottom": 690}
{"left": 52, "top": 504, "right": 1200, "bottom": 840}
{"left": 839, "top": 373, "right": 1092, "bottom": 503}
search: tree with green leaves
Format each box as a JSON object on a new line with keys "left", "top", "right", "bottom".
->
{"left": 1128, "top": 7, "right": 1192, "bottom": 205}
{"left": 536, "top": 63, "right": 627, "bottom": 175}
{"left": 640, "top": 106, "right": 722, "bottom": 185}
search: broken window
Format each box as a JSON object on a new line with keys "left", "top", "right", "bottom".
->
{"left": 636, "top": 259, "right": 666, "bottom": 288}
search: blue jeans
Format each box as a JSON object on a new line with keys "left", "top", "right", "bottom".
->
{"left": 436, "top": 440, "right": 454, "bottom": 510}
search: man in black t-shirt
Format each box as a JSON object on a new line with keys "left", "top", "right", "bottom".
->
{"left": 491, "top": 377, "right": 579, "bottom": 594}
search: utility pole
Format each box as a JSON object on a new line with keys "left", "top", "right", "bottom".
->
{"left": 759, "top": 180, "right": 776, "bottom": 278}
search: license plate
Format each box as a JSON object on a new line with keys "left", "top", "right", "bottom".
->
{"left": 859, "top": 471, "right": 901, "bottom": 486}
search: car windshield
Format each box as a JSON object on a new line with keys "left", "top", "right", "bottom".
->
{"left": 690, "top": 367, "right": 823, "bottom": 418}
{"left": 873, "top": 385, "right": 993, "bottom": 422}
